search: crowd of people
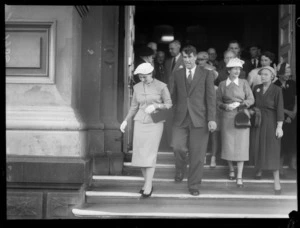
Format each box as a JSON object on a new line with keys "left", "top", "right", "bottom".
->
{"left": 120, "top": 39, "right": 297, "bottom": 197}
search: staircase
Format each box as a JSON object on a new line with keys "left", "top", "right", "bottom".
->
{"left": 72, "top": 151, "right": 297, "bottom": 218}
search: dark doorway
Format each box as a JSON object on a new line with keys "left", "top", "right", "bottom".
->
{"left": 134, "top": 5, "right": 279, "bottom": 62}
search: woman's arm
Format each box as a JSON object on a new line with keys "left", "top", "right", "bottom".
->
{"left": 241, "top": 80, "right": 255, "bottom": 107}
{"left": 155, "top": 85, "right": 172, "bottom": 110}
{"left": 124, "top": 90, "right": 139, "bottom": 122}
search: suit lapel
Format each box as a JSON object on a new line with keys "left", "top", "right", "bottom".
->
{"left": 188, "top": 66, "right": 202, "bottom": 95}
{"left": 173, "top": 55, "right": 183, "bottom": 72}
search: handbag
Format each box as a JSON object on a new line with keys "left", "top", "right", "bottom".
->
{"left": 234, "top": 109, "right": 251, "bottom": 128}
{"left": 150, "top": 109, "right": 170, "bottom": 123}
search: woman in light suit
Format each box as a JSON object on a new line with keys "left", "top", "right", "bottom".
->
{"left": 120, "top": 63, "right": 172, "bottom": 198}
{"left": 217, "top": 58, "right": 254, "bottom": 187}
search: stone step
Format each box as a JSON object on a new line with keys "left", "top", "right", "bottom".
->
{"left": 125, "top": 151, "right": 221, "bottom": 165}
{"left": 89, "top": 176, "right": 297, "bottom": 197}
{"left": 73, "top": 195, "right": 296, "bottom": 218}
{"left": 122, "top": 163, "right": 297, "bottom": 180}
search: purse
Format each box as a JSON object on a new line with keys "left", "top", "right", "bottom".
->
{"left": 234, "top": 109, "right": 251, "bottom": 128}
{"left": 150, "top": 109, "right": 170, "bottom": 123}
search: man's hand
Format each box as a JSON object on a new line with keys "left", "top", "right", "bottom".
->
{"left": 208, "top": 121, "right": 217, "bottom": 132}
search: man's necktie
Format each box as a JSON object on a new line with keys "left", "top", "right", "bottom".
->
{"left": 187, "top": 70, "right": 192, "bottom": 84}
{"left": 171, "top": 57, "right": 176, "bottom": 71}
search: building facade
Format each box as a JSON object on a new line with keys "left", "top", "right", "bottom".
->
{"left": 5, "top": 5, "right": 296, "bottom": 219}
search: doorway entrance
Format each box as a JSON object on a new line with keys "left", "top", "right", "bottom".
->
{"left": 122, "top": 5, "right": 296, "bottom": 153}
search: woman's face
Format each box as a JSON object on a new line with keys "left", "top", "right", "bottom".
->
{"left": 279, "top": 73, "right": 290, "bottom": 81}
{"left": 260, "top": 55, "right": 272, "bottom": 67}
{"left": 260, "top": 69, "right": 273, "bottom": 84}
{"left": 138, "top": 73, "right": 152, "bottom": 83}
{"left": 229, "top": 67, "right": 241, "bottom": 78}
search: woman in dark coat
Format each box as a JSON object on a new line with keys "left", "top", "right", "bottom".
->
{"left": 250, "top": 66, "right": 284, "bottom": 195}
{"left": 274, "top": 62, "right": 297, "bottom": 173}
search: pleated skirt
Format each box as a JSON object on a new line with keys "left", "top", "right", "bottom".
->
{"left": 132, "top": 121, "right": 164, "bottom": 167}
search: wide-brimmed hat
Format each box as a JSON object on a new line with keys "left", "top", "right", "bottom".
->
{"left": 226, "top": 58, "right": 244, "bottom": 68}
{"left": 134, "top": 63, "right": 154, "bottom": 75}
{"left": 258, "top": 66, "right": 276, "bottom": 76}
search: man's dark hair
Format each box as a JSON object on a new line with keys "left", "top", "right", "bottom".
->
{"left": 228, "top": 40, "right": 241, "bottom": 48}
{"left": 182, "top": 45, "right": 197, "bottom": 56}
{"left": 249, "top": 43, "right": 261, "bottom": 50}
{"left": 261, "top": 51, "right": 275, "bottom": 63}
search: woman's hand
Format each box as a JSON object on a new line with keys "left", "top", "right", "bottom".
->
{"left": 284, "top": 109, "right": 296, "bottom": 119}
{"left": 285, "top": 117, "right": 292, "bottom": 124}
{"left": 275, "top": 127, "right": 283, "bottom": 138}
{"left": 120, "top": 120, "right": 127, "bottom": 133}
{"left": 145, "top": 104, "right": 156, "bottom": 114}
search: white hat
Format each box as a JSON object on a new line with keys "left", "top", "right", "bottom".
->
{"left": 258, "top": 66, "right": 276, "bottom": 76}
{"left": 134, "top": 63, "right": 154, "bottom": 75}
{"left": 226, "top": 58, "right": 244, "bottom": 68}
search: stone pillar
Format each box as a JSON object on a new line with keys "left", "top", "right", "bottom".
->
{"left": 88, "top": 6, "right": 124, "bottom": 175}
{"left": 5, "top": 5, "right": 91, "bottom": 219}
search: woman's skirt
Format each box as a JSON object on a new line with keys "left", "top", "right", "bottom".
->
{"left": 220, "top": 110, "right": 250, "bottom": 161}
{"left": 131, "top": 121, "right": 164, "bottom": 167}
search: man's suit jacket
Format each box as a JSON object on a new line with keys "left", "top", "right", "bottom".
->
{"left": 172, "top": 66, "right": 216, "bottom": 128}
{"left": 164, "top": 54, "right": 184, "bottom": 93}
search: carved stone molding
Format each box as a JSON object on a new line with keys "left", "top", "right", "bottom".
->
{"left": 5, "top": 20, "right": 56, "bottom": 84}
{"left": 47, "top": 192, "right": 83, "bottom": 218}
{"left": 75, "top": 6, "right": 89, "bottom": 18}
{"left": 7, "top": 192, "right": 43, "bottom": 219}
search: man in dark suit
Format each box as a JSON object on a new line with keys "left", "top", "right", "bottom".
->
{"left": 164, "top": 40, "right": 185, "bottom": 93}
{"left": 227, "top": 40, "right": 252, "bottom": 76}
{"left": 248, "top": 43, "right": 262, "bottom": 71}
{"left": 171, "top": 45, "right": 217, "bottom": 196}
{"left": 164, "top": 40, "right": 185, "bottom": 150}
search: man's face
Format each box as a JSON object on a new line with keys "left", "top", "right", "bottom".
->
{"left": 183, "top": 51, "right": 197, "bottom": 69}
{"left": 208, "top": 48, "right": 217, "bottom": 61}
{"left": 156, "top": 51, "right": 165, "bottom": 65}
{"left": 196, "top": 53, "right": 208, "bottom": 66}
{"left": 169, "top": 43, "right": 180, "bottom": 57}
{"left": 250, "top": 47, "right": 259, "bottom": 58}
{"left": 228, "top": 43, "right": 240, "bottom": 56}
{"left": 224, "top": 51, "right": 236, "bottom": 64}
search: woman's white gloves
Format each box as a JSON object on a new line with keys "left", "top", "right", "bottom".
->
{"left": 145, "top": 104, "right": 156, "bottom": 114}
{"left": 227, "top": 102, "right": 240, "bottom": 110}
{"left": 120, "top": 120, "right": 127, "bottom": 133}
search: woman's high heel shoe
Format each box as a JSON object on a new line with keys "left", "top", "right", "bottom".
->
{"left": 139, "top": 189, "right": 144, "bottom": 194}
{"left": 236, "top": 178, "right": 244, "bottom": 188}
{"left": 141, "top": 187, "right": 153, "bottom": 198}
{"left": 228, "top": 170, "right": 235, "bottom": 180}
{"left": 274, "top": 189, "right": 282, "bottom": 195}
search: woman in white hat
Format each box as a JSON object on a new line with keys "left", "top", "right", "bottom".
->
{"left": 120, "top": 63, "right": 172, "bottom": 198}
{"left": 216, "top": 58, "right": 254, "bottom": 187}
{"left": 274, "top": 62, "right": 297, "bottom": 172}
{"left": 250, "top": 66, "right": 284, "bottom": 194}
